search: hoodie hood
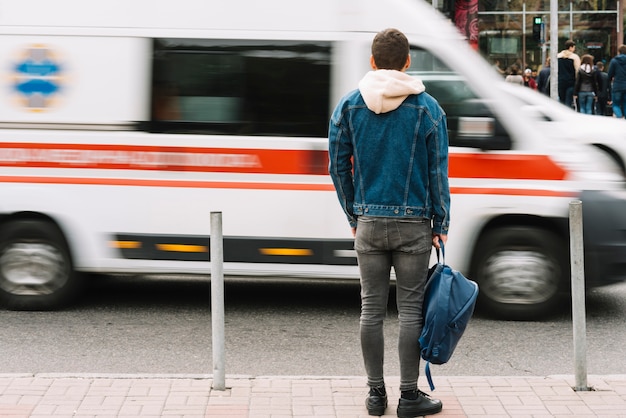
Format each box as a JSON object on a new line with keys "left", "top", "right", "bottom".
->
{"left": 557, "top": 49, "right": 581, "bottom": 71}
{"left": 358, "top": 70, "right": 425, "bottom": 114}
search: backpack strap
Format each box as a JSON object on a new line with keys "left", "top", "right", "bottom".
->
{"left": 424, "top": 241, "right": 452, "bottom": 392}
{"left": 423, "top": 272, "right": 452, "bottom": 391}
{"left": 425, "top": 362, "right": 435, "bottom": 391}
{"left": 439, "top": 240, "right": 446, "bottom": 263}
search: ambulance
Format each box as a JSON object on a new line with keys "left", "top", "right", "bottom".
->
{"left": 1, "top": 0, "right": 626, "bottom": 319}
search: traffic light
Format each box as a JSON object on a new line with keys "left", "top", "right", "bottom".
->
{"left": 532, "top": 16, "right": 542, "bottom": 43}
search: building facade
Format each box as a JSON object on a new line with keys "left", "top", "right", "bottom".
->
{"left": 430, "top": 0, "right": 623, "bottom": 72}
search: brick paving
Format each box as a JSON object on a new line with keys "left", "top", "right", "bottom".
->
{"left": 0, "top": 373, "right": 625, "bottom": 417}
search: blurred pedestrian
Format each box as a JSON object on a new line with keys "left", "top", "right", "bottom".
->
{"left": 492, "top": 59, "right": 505, "bottom": 76}
{"left": 557, "top": 40, "right": 581, "bottom": 109}
{"left": 574, "top": 54, "right": 598, "bottom": 115}
{"left": 608, "top": 44, "right": 626, "bottom": 118}
{"left": 595, "top": 61, "right": 611, "bottom": 116}
{"left": 505, "top": 65, "right": 523, "bottom": 85}
{"left": 523, "top": 68, "right": 537, "bottom": 90}
{"left": 536, "top": 57, "right": 551, "bottom": 95}
{"left": 328, "top": 28, "right": 449, "bottom": 418}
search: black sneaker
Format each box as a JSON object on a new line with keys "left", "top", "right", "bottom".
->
{"left": 397, "top": 389, "right": 442, "bottom": 417}
{"left": 365, "top": 386, "right": 388, "bottom": 416}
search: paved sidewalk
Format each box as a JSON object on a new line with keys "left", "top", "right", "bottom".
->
{"left": 0, "top": 373, "right": 625, "bottom": 417}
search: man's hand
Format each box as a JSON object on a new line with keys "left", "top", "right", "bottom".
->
{"left": 432, "top": 234, "right": 447, "bottom": 249}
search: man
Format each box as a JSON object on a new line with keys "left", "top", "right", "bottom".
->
{"left": 608, "top": 44, "right": 626, "bottom": 118}
{"left": 595, "top": 61, "right": 610, "bottom": 116}
{"left": 557, "top": 40, "right": 581, "bottom": 108}
{"left": 328, "top": 28, "right": 449, "bottom": 418}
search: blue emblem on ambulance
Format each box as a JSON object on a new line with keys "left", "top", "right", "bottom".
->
{"left": 12, "top": 45, "right": 63, "bottom": 110}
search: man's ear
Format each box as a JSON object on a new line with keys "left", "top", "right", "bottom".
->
{"left": 370, "top": 55, "right": 377, "bottom": 70}
{"left": 403, "top": 55, "right": 411, "bottom": 71}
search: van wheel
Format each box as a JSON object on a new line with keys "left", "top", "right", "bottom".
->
{"left": 0, "top": 220, "right": 79, "bottom": 310}
{"left": 471, "top": 227, "right": 567, "bottom": 320}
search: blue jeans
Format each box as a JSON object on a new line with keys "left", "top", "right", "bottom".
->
{"left": 612, "top": 90, "right": 626, "bottom": 118}
{"left": 355, "top": 216, "right": 432, "bottom": 392}
{"left": 577, "top": 92, "right": 595, "bottom": 115}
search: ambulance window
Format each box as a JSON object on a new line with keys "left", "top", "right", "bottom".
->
{"left": 408, "top": 47, "right": 512, "bottom": 150}
{"left": 150, "top": 39, "right": 331, "bottom": 137}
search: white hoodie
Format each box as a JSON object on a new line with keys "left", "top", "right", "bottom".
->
{"left": 358, "top": 69, "right": 426, "bottom": 114}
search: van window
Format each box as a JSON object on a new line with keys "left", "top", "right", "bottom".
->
{"left": 150, "top": 39, "right": 331, "bottom": 137}
{"left": 408, "top": 46, "right": 512, "bottom": 150}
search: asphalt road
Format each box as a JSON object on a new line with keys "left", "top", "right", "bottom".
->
{"left": 1, "top": 275, "right": 625, "bottom": 377}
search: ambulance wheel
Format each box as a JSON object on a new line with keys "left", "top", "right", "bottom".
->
{"left": 471, "top": 226, "right": 567, "bottom": 320}
{"left": 0, "top": 219, "right": 80, "bottom": 310}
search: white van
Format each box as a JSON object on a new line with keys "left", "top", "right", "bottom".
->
{"left": 1, "top": 0, "right": 625, "bottom": 319}
{"left": 500, "top": 82, "right": 626, "bottom": 175}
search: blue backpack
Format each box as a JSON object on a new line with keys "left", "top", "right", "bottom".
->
{"left": 418, "top": 243, "right": 478, "bottom": 390}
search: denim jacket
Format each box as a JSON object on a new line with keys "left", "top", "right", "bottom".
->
{"left": 328, "top": 70, "right": 450, "bottom": 235}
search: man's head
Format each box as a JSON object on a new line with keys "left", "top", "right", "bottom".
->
{"left": 619, "top": 44, "right": 626, "bottom": 55}
{"left": 596, "top": 61, "right": 604, "bottom": 71}
{"left": 565, "top": 40, "right": 576, "bottom": 51}
{"left": 371, "top": 28, "right": 410, "bottom": 71}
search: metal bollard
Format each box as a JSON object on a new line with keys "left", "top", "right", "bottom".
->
{"left": 210, "top": 212, "right": 226, "bottom": 390}
{"left": 569, "top": 200, "right": 590, "bottom": 391}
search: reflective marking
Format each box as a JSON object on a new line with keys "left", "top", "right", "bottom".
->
{"left": 0, "top": 143, "right": 328, "bottom": 175}
{"left": 0, "top": 175, "right": 334, "bottom": 191}
{"left": 334, "top": 249, "right": 357, "bottom": 258}
{"left": 450, "top": 187, "right": 576, "bottom": 197}
{"left": 156, "top": 244, "right": 208, "bottom": 253}
{"left": 450, "top": 153, "right": 568, "bottom": 180}
{"left": 110, "top": 241, "right": 142, "bottom": 249}
{"left": 0, "top": 144, "right": 570, "bottom": 180}
{"left": 113, "top": 234, "right": 356, "bottom": 265}
{"left": 259, "top": 248, "right": 313, "bottom": 256}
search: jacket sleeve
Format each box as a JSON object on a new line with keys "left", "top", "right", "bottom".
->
{"left": 573, "top": 55, "right": 581, "bottom": 73}
{"left": 328, "top": 105, "right": 357, "bottom": 228}
{"left": 608, "top": 61, "right": 615, "bottom": 81}
{"left": 426, "top": 106, "right": 451, "bottom": 236}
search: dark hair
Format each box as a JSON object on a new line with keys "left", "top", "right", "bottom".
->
{"left": 507, "top": 65, "right": 520, "bottom": 75}
{"left": 619, "top": 44, "right": 626, "bottom": 55}
{"left": 581, "top": 54, "right": 594, "bottom": 66}
{"left": 564, "top": 40, "right": 576, "bottom": 49}
{"left": 371, "top": 28, "right": 409, "bottom": 70}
